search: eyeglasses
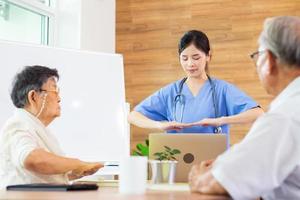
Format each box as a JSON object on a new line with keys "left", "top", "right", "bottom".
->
{"left": 250, "top": 50, "right": 267, "bottom": 65}
{"left": 39, "top": 87, "right": 60, "bottom": 95}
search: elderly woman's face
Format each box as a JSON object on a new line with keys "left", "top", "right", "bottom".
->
{"left": 37, "top": 77, "right": 61, "bottom": 119}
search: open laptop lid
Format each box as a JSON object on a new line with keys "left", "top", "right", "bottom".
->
{"left": 149, "top": 133, "right": 227, "bottom": 182}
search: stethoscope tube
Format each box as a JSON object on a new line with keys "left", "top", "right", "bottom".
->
{"left": 173, "top": 77, "right": 187, "bottom": 123}
{"left": 173, "top": 75, "right": 222, "bottom": 133}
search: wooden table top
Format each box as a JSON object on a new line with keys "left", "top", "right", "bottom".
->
{"left": 0, "top": 183, "right": 231, "bottom": 200}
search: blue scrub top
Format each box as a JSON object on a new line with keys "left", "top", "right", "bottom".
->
{"left": 134, "top": 77, "right": 259, "bottom": 135}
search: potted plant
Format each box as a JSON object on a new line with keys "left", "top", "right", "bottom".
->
{"left": 149, "top": 146, "right": 181, "bottom": 184}
{"left": 132, "top": 140, "right": 181, "bottom": 184}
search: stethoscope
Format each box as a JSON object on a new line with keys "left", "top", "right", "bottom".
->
{"left": 173, "top": 75, "right": 222, "bottom": 133}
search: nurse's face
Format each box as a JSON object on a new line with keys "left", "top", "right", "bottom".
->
{"left": 180, "top": 44, "right": 210, "bottom": 79}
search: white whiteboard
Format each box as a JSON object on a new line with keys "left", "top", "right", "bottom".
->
{"left": 0, "top": 40, "right": 129, "bottom": 162}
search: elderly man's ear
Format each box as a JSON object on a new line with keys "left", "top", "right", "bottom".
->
{"left": 266, "top": 50, "right": 279, "bottom": 75}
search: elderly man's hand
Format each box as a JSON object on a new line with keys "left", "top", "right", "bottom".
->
{"left": 69, "top": 162, "right": 103, "bottom": 180}
{"left": 188, "top": 159, "right": 214, "bottom": 192}
{"left": 188, "top": 159, "right": 228, "bottom": 195}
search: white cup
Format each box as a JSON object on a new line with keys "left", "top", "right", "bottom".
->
{"left": 119, "top": 156, "right": 148, "bottom": 194}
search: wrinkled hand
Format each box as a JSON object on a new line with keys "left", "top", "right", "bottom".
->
{"left": 190, "top": 117, "right": 224, "bottom": 127}
{"left": 69, "top": 162, "right": 103, "bottom": 180}
{"left": 158, "top": 121, "right": 192, "bottom": 131}
{"left": 188, "top": 159, "right": 214, "bottom": 192}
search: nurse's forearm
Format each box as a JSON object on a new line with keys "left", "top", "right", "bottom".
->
{"left": 221, "top": 107, "right": 264, "bottom": 125}
{"left": 128, "top": 111, "right": 162, "bottom": 129}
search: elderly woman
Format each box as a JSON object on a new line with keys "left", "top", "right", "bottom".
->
{"left": 0, "top": 65, "right": 103, "bottom": 188}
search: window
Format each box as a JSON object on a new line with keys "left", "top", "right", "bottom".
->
{"left": 36, "top": 0, "right": 51, "bottom": 6}
{"left": 0, "top": 0, "right": 56, "bottom": 45}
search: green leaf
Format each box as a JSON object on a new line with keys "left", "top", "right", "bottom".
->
{"left": 160, "top": 155, "right": 167, "bottom": 160}
{"left": 135, "top": 143, "right": 149, "bottom": 156}
{"left": 145, "top": 139, "right": 149, "bottom": 146}
{"left": 164, "top": 146, "right": 171, "bottom": 151}
{"left": 172, "top": 149, "right": 181, "bottom": 154}
{"left": 153, "top": 146, "right": 181, "bottom": 160}
{"left": 141, "top": 148, "right": 149, "bottom": 156}
{"left": 136, "top": 143, "right": 145, "bottom": 151}
{"left": 153, "top": 152, "right": 162, "bottom": 156}
{"left": 132, "top": 150, "right": 142, "bottom": 156}
{"left": 165, "top": 149, "right": 172, "bottom": 153}
{"left": 171, "top": 156, "right": 177, "bottom": 160}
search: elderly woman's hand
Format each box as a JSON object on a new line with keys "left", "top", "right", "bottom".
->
{"left": 69, "top": 162, "right": 103, "bottom": 180}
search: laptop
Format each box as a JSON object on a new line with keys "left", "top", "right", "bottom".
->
{"left": 149, "top": 133, "right": 227, "bottom": 182}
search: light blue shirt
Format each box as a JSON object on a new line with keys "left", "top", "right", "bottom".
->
{"left": 135, "top": 77, "right": 258, "bottom": 135}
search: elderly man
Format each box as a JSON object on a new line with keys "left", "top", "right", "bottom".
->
{"left": 189, "top": 16, "right": 300, "bottom": 199}
{"left": 0, "top": 66, "right": 103, "bottom": 188}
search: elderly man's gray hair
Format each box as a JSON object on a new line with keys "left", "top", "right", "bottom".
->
{"left": 259, "top": 16, "right": 300, "bottom": 67}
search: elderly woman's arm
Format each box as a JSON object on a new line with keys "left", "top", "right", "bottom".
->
{"left": 24, "top": 148, "right": 103, "bottom": 178}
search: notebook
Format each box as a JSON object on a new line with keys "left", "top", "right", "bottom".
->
{"left": 6, "top": 183, "right": 99, "bottom": 191}
{"left": 149, "top": 133, "right": 227, "bottom": 182}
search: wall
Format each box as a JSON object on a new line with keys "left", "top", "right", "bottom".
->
{"left": 81, "top": 0, "right": 115, "bottom": 53}
{"left": 57, "top": 0, "right": 115, "bottom": 53}
{"left": 116, "top": 0, "right": 300, "bottom": 151}
{"left": 55, "top": 0, "right": 81, "bottom": 49}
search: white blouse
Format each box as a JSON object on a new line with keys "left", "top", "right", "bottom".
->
{"left": 0, "top": 109, "right": 68, "bottom": 188}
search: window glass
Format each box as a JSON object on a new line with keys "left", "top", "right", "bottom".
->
{"left": 0, "top": 0, "right": 49, "bottom": 45}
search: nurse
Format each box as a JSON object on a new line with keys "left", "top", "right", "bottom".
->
{"left": 128, "top": 30, "right": 264, "bottom": 135}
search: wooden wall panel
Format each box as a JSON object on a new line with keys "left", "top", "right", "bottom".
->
{"left": 116, "top": 0, "right": 300, "bottom": 151}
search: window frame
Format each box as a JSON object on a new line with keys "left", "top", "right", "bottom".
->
{"left": 3, "top": 0, "right": 57, "bottom": 45}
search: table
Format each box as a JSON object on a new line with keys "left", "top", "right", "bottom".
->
{"left": 0, "top": 183, "right": 231, "bottom": 200}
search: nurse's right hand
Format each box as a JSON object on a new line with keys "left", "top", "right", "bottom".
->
{"left": 157, "top": 121, "right": 191, "bottom": 131}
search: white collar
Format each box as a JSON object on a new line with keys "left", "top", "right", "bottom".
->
{"left": 15, "top": 108, "right": 46, "bottom": 128}
{"left": 14, "top": 108, "right": 63, "bottom": 155}
{"left": 269, "top": 76, "right": 300, "bottom": 111}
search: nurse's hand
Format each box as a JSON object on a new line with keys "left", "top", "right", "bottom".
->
{"left": 158, "top": 121, "right": 191, "bottom": 131}
{"left": 190, "top": 117, "right": 225, "bottom": 127}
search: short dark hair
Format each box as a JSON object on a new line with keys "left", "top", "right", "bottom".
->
{"left": 178, "top": 30, "right": 211, "bottom": 55}
{"left": 10, "top": 65, "right": 59, "bottom": 108}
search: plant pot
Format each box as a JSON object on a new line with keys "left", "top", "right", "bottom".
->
{"left": 149, "top": 160, "right": 177, "bottom": 184}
